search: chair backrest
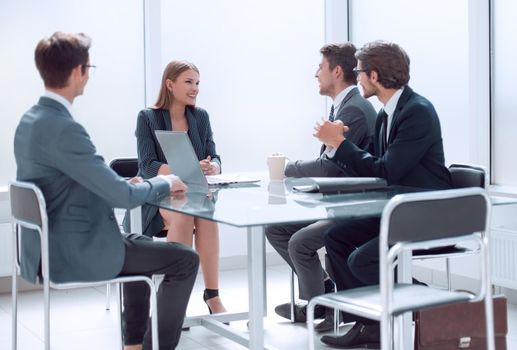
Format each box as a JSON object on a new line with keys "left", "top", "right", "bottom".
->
{"left": 449, "top": 163, "right": 486, "bottom": 189}
{"left": 109, "top": 158, "right": 139, "bottom": 178}
{"left": 382, "top": 187, "right": 489, "bottom": 246}
{"left": 9, "top": 181, "right": 46, "bottom": 229}
{"left": 9, "top": 181, "right": 49, "bottom": 280}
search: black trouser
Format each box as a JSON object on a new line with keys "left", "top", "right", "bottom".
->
{"left": 119, "top": 233, "right": 199, "bottom": 349}
{"left": 323, "top": 216, "right": 380, "bottom": 325}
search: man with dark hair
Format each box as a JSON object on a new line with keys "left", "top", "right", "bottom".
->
{"left": 313, "top": 40, "right": 451, "bottom": 348}
{"left": 285, "top": 42, "right": 376, "bottom": 177}
{"left": 265, "top": 43, "right": 376, "bottom": 331}
{"left": 14, "top": 31, "right": 199, "bottom": 350}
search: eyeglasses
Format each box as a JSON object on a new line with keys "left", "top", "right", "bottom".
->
{"left": 84, "top": 64, "right": 96, "bottom": 75}
{"left": 353, "top": 67, "right": 367, "bottom": 77}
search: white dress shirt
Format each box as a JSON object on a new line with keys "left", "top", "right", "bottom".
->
{"left": 382, "top": 88, "right": 404, "bottom": 139}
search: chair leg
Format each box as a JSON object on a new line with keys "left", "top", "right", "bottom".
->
{"left": 106, "top": 283, "right": 111, "bottom": 310}
{"left": 380, "top": 313, "right": 391, "bottom": 350}
{"left": 325, "top": 253, "right": 340, "bottom": 334}
{"left": 116, "top": 283, "right": 124, "bottom": 350}
{"left": 331, "top": 276, "right": 338, "bottom": 334}
{"left": 44, "top": 279, "right": 50, "bottom": 350}
{"left": 148, "top": 281, "right": 159, "bottom": 350}
{"left": 11, "top": 267, "right": 17, "bottom": 350}
{"left": 307, "top": 300, "right": 317, "bottom": 350}
{"left": 445, "top": 258, "right": 452, "bottom": 291}
{"left": 289, "top": 268, "right": 296, "bottom": 322}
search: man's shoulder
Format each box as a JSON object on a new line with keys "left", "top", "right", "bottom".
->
{"left": 20, "top": 101, "right": 75, "bottom": 135}
{"left": 339, "top": 90, "right": 377, "bottom": 119}
{"left": 402, "top": 89, "right": 436, "bottom": 115}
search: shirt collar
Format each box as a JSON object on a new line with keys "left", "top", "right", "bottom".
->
{"left": 44, "top": 90, "right": 74, "bottom": 116}
{"left": 332, "top": 85, "right": 356, "bottom": 112}
{"left": 383, "top": 88, "right": 404, "bottom": 117}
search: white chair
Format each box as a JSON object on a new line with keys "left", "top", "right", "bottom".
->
{"left": 10, "top": 180, "right": 159, "bottom": 350}
{"left": 307, "top": 187, "right": 495, "bottom": 350}
{"left": 412, "top": 163, "right": 487, "bottom": 290}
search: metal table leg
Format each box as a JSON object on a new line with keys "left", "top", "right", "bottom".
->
{"left": 247, "top": 226, "right": 266, "bottom": 350}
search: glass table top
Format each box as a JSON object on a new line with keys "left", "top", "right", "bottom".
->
{"left": 148, "top": 177, "right": 424, "bottom": 227}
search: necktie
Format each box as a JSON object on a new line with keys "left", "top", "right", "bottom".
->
{"left": 328, "top": 105, "right": 335, "bottom": 122}
{"left": 380, "top": 110, "right": 388, "bottom": 154}
{"left": 319, "top": 105, "right": 336, "bottom": 156}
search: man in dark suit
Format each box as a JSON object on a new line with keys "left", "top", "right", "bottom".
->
{"left": 266, "top": 43, "right": 377, "bottom": 331}
{"left": 14, "top": 31, "right": 199, "bottom": 350}
{"left": 314, "top": 41, "right": 451, "bottom": 348}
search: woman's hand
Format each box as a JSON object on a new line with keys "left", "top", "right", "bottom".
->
{"left": 200, "top": 156, "right": 220, "bottom": 175}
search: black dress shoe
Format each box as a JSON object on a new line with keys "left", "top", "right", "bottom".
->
{"left": 320, "top": 322, "right": 380, "bottom": 348}
{"left": 315, "top": 307, "right": 344, "bottom": 333}
{"left": 274, "top": 302, "right": 325, "bottom": 322}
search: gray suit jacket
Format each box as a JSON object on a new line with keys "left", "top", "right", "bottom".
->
{"left": 285, "top": 87, "right": 377, "bottom": 177}
{"left": 14, "top": 97, "right": 170, "bottom": 283}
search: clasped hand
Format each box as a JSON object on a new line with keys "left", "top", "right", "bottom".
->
{"left": 313, "top": 119, "right": 349, "bottom": 149}
{"left": 199, "top": 156, "right": 219, "bottom": 175}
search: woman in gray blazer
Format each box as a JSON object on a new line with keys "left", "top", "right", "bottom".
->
{"left": 134, "top": 60, "right": 226, "bottom": 314}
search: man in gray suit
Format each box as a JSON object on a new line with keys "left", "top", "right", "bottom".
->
{"left": 14, "top": 31, "right": 198, "bottom": 350}
{"left": 266, "top": 43, "right": 377, "bottom": 331}
{"left": 284, "top": 43, "right": 376, "bottom": 178}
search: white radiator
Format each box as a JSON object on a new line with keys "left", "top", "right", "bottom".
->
{"left": 491, "top": 227, "right": 517, "bottom": 289}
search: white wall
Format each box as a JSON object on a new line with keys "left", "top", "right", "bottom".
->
{"left": 0, "top": 0, "right": 145, "bottom": 186}
{"left": 154, "top": 0, "right": 326, "bottom": 174}
{"left": 348, "top": 0, "right": 471, "bottom": 167}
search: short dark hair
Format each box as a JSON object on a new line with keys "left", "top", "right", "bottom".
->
{"left": 355, "top": 41, "right": 410, "bottom": 89}
{"left": 320, "top": 43, "right": 357, "bottom": 85}
{"left": 34, "top": 32, "right": 91, "bottom": 88}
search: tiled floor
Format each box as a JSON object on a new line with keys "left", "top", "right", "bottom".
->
{"left": 0, "top": 264, "right": 516, "bottom": 349}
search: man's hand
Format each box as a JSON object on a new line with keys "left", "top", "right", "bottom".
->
{"left": 200, "top": 156, "right": 220, "bottom": 175}
{"left": 313, "top": 119, "right": 349, "bottom": 149}
{"left": 162, "top": 174, "right": 188, "bottom": 194}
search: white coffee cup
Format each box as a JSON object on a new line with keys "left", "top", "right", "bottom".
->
{"left": 267, "top": 153, "right": 287, "bottom": 181}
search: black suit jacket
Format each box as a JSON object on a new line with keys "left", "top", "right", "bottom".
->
{"left": 331, "top": 86, "right": 451, "bottom": 189}
{"left": 127, "top": 106, "right": 220, "bottom": 236}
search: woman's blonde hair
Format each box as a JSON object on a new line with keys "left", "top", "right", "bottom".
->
{"left": 153, "top": 60, "right": 199, "bottom": 109}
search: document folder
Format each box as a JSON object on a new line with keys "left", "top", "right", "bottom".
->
{"left": 291, "top": 177, "right": 387, "bottom": 194}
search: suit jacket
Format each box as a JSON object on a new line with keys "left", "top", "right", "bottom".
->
{"left": 331, "top": 86, "right": 451, "bottom": 189}
{"left": 14, "top": 97, "right": 170, "bottom": 283}
{"left": 130, "top": 106, "right": 220, "bottom": 236}
{"left": 285, "top": 87, "right": 377, "bottom": 178}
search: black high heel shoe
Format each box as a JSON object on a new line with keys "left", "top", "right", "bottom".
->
{"left": 203, "top": 288, "right": 229, "bottom": 324}
{"left": 203, "top": 288, "right": 220, "bottom": 314}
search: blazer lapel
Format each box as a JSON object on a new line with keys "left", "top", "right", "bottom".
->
{"left": 319, "top": 87, "right": 360, "bottom": 155}
{"left": 336, "top": 87, "right": 359, "bottom": 115}
{"left": 186, "top": 108, "right": 203, "bottom": 160}
{"left": 386, "top": 86, "right": 413, "bottom": 145}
